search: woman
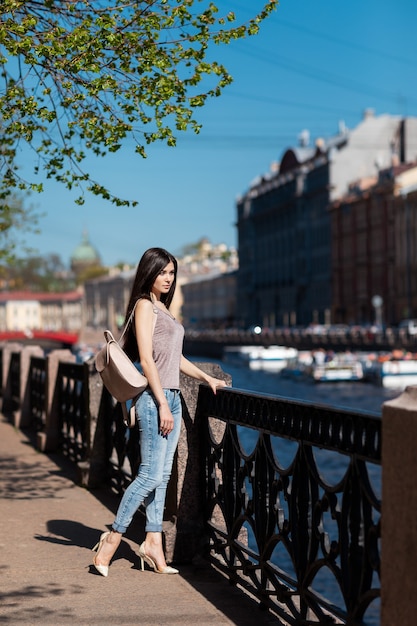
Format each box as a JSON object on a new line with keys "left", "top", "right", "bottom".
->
{"left": 92, "top": 247, "right": 227, "bottom": 576}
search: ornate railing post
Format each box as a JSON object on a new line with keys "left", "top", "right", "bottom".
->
{"left": 381, "top": 386, "right": 417, "bottom": 626}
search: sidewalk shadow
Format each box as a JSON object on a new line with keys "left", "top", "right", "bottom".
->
{"left": 179, "top": 559, "right": 284, "bottom": 626}
{"left": 34, "top": 519, "right": 141, "bottom": 573}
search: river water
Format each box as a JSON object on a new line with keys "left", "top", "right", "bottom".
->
{"left": 194, "top": 355, "right": 402, "bottom": 415}
{"left": 190, "top": 355, "right": 393, "bottom": 625}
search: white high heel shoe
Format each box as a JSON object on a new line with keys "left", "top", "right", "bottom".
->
{"left": 138, "top": 542, "right": 179, "bottom": 575}
{"left": 91, "top": 531, "right": 111, "bottom": 577}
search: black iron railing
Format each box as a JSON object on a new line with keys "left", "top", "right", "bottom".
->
{"left": 100, "top": 388, "right": 141, "bottom": 494}
{"left": 6, "top": 351, "right": 21, "bottom": 413}
{"left": 11, "top": 348, "right": 381, "bottom": 624}
{"left": 197, "top": 386, "right": 381, "bottom": 625}
{"left": 29, "top": 356, "right": 47, "bottom": 432}
{"left": 57, "top": 361, "right": 90, "bottom": 464}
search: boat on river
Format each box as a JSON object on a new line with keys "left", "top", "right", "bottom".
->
{"left": 361, "top": 351, "right": 417, "bottom": 389}
{"left": 281, "top": 350, "right": 364, "bottom": 383}
{"left": 311, "top": 357, "right": 364, "bottom": 382}
{"left": 224, "top": 344, "right": 417, "bottom": 388}
{"left": 223, "top": 345, "right": 298, "bottom": 371}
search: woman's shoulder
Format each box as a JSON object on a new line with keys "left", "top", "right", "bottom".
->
{"left": 135, "top": 297, "right": 158, "bottom": 315}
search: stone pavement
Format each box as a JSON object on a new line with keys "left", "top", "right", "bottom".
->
{"left": 0, "top": 415, "right": 281, "bottom": 626}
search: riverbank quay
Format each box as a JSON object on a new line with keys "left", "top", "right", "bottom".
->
{"left": 4, "top": 339, "right": 417, "bottom": 625}
{"left": 0, "top": 415, "right": 280, "bottom": 626}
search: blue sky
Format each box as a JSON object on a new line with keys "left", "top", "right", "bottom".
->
{"left": 18, "top": 0, "right": 417, "bottom": 267}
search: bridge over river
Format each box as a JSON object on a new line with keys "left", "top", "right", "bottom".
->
{"left": 184, "top": 326, "right": 417, "bottom": 358}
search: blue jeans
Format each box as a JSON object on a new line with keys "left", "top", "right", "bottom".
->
{"left": 112, "top": 389, "right": 182, "bottom": 534}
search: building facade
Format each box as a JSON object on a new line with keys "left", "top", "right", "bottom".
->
{"left": 331, "top": 164, "right": 417, "bottom": 325}
{"left": 83, "top": 240, "right": 237, "bottom": 333}
{"left": 83, "top": 269, "right": 135, "bottom": 332}
{"left": 181, "top": 270, "right": 237, "bottom": 329}
{"left": 0, "top": 291, "right": 83, "bottom": 332}
{"left": 236, "top": 112, "right": 417, "bottom": 328}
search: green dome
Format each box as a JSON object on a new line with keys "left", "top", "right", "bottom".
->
{"left": 71, "top": 231, "right": 100, "bottom": 264}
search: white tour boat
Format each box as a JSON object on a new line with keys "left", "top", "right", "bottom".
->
{"left": 223, "top": 345, "right": 298, "bottom": 371}
{"left": 363, "top": 357, "right": 417, "bottom": 389}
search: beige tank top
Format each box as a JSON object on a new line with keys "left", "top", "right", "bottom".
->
{"left": 152, "top": 306, "right": 184, "bottom": 389}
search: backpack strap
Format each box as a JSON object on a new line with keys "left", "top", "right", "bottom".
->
{"left": 121, "top": 300, "right": 157, "bottom": 428}
{"left": 122, "top": 299, "right": 158, "bottom": 342}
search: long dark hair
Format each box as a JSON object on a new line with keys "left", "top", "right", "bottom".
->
{"left": 122, "top": 247, "right": 178, "bottom": 360}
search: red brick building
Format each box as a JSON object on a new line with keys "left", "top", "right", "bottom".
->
{"left": 330, "top": 163, "right": 417, "bottom": 325}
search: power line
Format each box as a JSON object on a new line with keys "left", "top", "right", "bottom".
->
{"left": 277, "top": 17, "right": 416, "bottom": 69}
{"left": 226, "top": 2, "right": 416, "bottom": 68}
{"left": 229, "top": 42, "right": 417, "bottom": 108}
{"left": 222, "top": 90, "right": 360, "bottom": 118}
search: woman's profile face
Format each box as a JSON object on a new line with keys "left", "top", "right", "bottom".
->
{"left": 151, "top": 262, "right": 175, "bottom": 299}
